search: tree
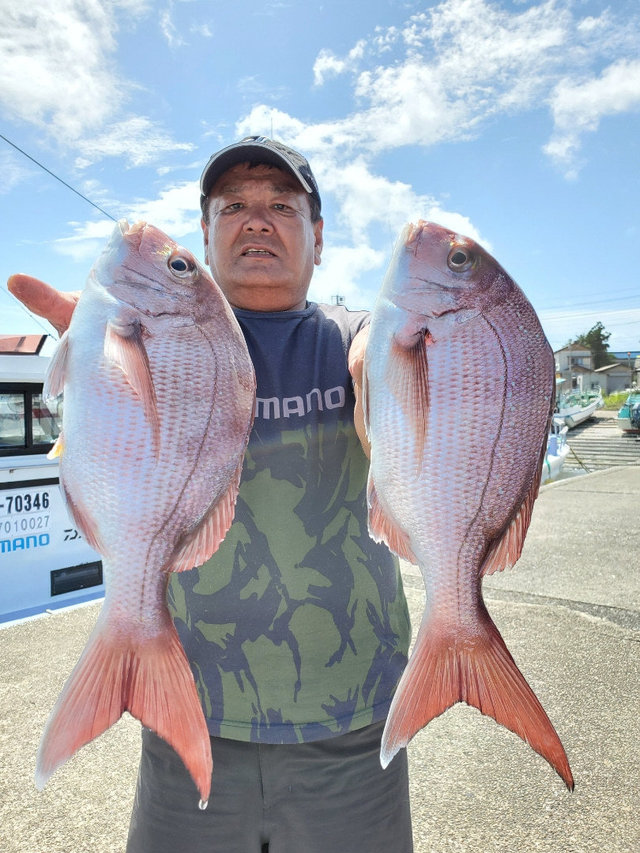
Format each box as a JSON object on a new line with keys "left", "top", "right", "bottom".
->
{"left": 573, "top": 322, "right": 616, "bottom": 369}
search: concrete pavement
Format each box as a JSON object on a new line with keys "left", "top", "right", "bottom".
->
{"left": 403, "top": 466, "right": 639, "bottom": 852}
{"left": 1, "top": 466, "right": 638, "bottom": 852}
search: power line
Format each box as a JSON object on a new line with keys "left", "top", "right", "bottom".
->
{"left": 0, "top": 133, "right": 117, "bottom": 222}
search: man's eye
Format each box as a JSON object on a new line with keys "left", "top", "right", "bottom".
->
{"left": 224, "top": 202, "right": 244, "bottom": 212}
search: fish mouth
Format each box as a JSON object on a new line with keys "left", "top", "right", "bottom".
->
{"left": 118, "top": 219, "right": 148, "bottom": 249}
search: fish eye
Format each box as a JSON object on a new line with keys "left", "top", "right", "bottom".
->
{"left": 168, "top": 253, "right": 196, "bottom": 277}
{"left": 447, "top": 246, "right": 474, "bottom": 273}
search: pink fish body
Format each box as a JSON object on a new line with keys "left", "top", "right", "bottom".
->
{"left": 364, "top": 221, "right": 573, "bottom": 788}
{"left": 37, "top": 221, "right": 255, "bottom": 806}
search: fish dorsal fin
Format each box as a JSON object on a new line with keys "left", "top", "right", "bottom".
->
{"left": 386, "top": 334, "right": 430, "bottom": 468}
{"left": 367, "top": 476, "right": 417, "bottom": 564}
{"left": 44, "top": 331, "right": 71, "bottom": 399}
{"left": 169, "top": 458, "right": 244, "bottom": 573}
{"left": 104, "top": 319, "right": 160, "bottom": 454}
{"left": 481, "top": 468, "right": 541, "bottom": 576}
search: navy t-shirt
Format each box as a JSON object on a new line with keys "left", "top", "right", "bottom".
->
{"left": 169, "top": 302, "right": 411, "bottom": 743}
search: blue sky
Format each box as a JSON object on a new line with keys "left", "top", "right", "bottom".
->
{"left": 1, "top": 0, "right": 639, "bottom": 356}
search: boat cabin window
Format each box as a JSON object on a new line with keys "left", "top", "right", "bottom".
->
{"left": 0, "top": 384, "right": 61, "bottom": 455}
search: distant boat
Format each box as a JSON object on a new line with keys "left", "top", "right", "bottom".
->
{"left": 555, "top": 388, "right": 603, "bottom": 429}
{"left": 616, "top": 392, "right": 640, "bottom": 434}
{"left": 541, "top": 417, "right": 570, "bottom": 484}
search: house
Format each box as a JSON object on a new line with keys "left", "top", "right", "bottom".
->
{"left": 593, "top": 362, "right": 634, "bottom": 394}
{"left": 554, "top": 344, "right": 599, "bottom": 392}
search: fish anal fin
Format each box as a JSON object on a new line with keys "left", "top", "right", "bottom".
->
{"left": 104, "top": 319, "right": 160, "bottom": 454}
{"left": 169, "top": 459, "right": 243, "bottom": 572}
{"left": 386, "top": 335, "right": 429, "bottom": 464}
{"left": 61, "top": 484, "right": 105, "bottom": 554}
{"left": 367, "top": 476, "right": 417, "bottom": 564}
{"left": 481, "top": 466, "right": 542, "bottom": 577}
{"left": 380, "top": 607, "right": 574, "bottom": 790}
{"left": 44, "top": 331, "right": 70, "bottom": 399}
{"left": 36, "top": 613, "right": 212, "bottom": 804}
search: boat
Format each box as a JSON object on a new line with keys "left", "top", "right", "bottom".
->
{"left": 0, "top": 334, "right": 104, "bottom": 625}
{"left": 541, "top": 417, "right": 570, "bottom": 484}
{"left": 555, "top": 388, "right": 603, "bottom": 429}
{"left": 616, "top": 392, "right": 640, "bottom": 433}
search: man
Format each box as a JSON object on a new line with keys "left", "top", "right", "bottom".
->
{"left": 9, "top": 137, "right": 413, "bottom": 852}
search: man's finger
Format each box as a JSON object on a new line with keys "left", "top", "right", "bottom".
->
{"left": 7, "top": 275, "right": 80, "bottom": 336}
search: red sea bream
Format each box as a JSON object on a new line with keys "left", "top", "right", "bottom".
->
{"left": 363, "top": 220, "right": 573, "bottom": 789}
{"left": 35, "top": 221, "right": 255, "bottom": 806}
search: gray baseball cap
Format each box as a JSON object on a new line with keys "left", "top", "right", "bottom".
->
{"left": 199, "top": 136, "right": 321, "bottom": 215}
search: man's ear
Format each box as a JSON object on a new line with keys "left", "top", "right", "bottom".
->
{"left": 313, "top": 218, "right": 324, "bottom": 266}
{"left": 201, "top": 218, "right": 210, "bottom": 266}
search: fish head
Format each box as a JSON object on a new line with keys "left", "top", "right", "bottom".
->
{"left": 386, "top": 220, "right": 516, "bottom": 333}
{"left": 93, "top": 220, "right": 225, "bottom": 322}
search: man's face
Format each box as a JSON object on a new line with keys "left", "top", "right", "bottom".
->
{"left": 202, "top": 162, "right": 323, "bottom": 312}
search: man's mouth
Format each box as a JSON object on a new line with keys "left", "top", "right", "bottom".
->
{"left": 241, "top": 248, "right": 276, "bottom": 257}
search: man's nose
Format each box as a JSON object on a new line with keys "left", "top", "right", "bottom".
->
{"left": 242, "top": 204, "right": 273, "bottom": 232}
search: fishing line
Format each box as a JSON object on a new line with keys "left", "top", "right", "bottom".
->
{"left": 0, "top": 133, "right": 118, "bottom": 222}
{"left": 0, "top": 286, "right": 54, "bottom": 337}
{"left": 1, "top": 132, "right": 118, "bottom": 335}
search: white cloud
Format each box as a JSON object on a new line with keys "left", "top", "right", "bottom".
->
{"left": 304, "top": 0, "right": 640, "bottom": 175}
{"left": 0, "top": 0, "right": 123, "bottom": 140}
{"left": 52, "top": 219, "right": 117, "bottom": 264}
{"left": 234, "top": 0, "right": 637, "bottom": 307}
{"left": 313, "top": 41, "right": 366, "bottom": 86}
{"left": 310, "top": 244, "right": 386, "bottom": 310}
{"left": 51, "top": 180, "right": 202, "bottom": 263}
{"left": 0, "top": 0, "right": 190, "bottom": 167}
{"left": 74, "top": 117, "right": 195, "bottom": 168}
{"left": 0, "top": 151, "right": 33, "bottom": 194}
{"left": 160, "top": 3, "right": 185, "bottom": 48}
{"left": 125, "top": 181, "right": 201, "bottom": 238}
{"left": 544, "top": 58, "right": 640, "bottom": 177}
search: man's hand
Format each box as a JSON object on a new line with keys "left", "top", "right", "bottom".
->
{"left": 7, "top": 274, "right": 80, "bottom": 337}
{"left": 348, "top": 326, "right": 370, "bottom": 459}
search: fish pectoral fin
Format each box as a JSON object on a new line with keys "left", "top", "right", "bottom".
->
{"left": 170, "top": 458, "right": 243, "bottom": 572}
{"left": 481, "top": 466, "right": 542, "bottom": 576}
{"left": 43, "top": 330, "right": 70, "bottom": 399}
{"left": 367, "top": 476, "right": 417, "bottom": 564}
{"left": 381, "top": 610, "right": 574, "bottom": 790}
{"left": 386, "top": 335, "right": 429, "bottom": 465}
{"left": 46, "top": 431, "right": 65, "bottom": 460}
{"left": 35, "top": 613, "right": 213, "bottom": 805}
{"left": 104, "top": 319, "right": 160, "bottom": 453}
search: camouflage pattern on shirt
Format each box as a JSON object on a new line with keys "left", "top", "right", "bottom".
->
{"left": 168, "top": 303, "right": 411, "bottom": 743}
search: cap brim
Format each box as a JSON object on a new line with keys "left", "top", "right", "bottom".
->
{"left": 200, "top": 142, "right": 313, "bottom": 199}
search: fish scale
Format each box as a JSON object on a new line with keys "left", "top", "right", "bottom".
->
{"left": 364, "top": 220, "right": 573, "bottom": 789}
{"left": 35, "top": 220, "right": 255, "bottom": 807}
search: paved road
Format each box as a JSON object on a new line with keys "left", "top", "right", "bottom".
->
{"left": 1, "top": 467, "right": 638, "bottom": 852}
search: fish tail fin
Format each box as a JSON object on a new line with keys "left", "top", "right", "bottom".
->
{"left": 35, "top": 616, "right": 212, "bottom": 804}
{"left": 380, "top": 610, "right": 574, "bottom": 790}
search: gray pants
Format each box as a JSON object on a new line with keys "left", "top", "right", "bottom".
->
{"left": 126, "top": 721, "right": 413, "bottom": 853}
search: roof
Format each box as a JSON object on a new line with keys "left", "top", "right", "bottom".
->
{"left": 0, "top": 334, "right": 48, "bottom": 355}
{"left": 594, "top": 362, "right": 632, "bottom": 374}
{"left": 554, "top": 343, "right": 591, "bottom": 354}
